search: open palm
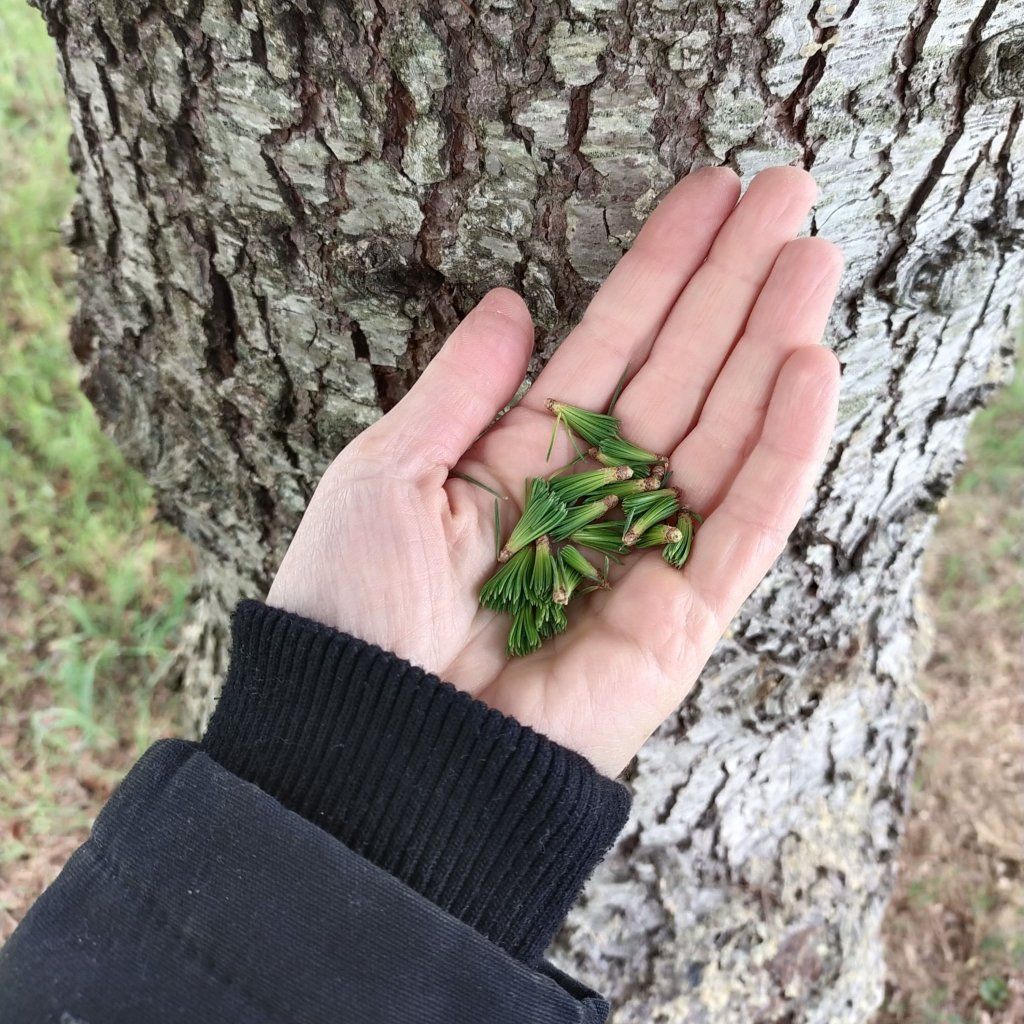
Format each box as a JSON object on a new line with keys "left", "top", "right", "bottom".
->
{"left": 268, "top": 166, "right": 842, "bottom": 776}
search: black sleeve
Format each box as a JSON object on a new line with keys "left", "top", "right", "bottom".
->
{"left": 0, "top": 601, "right": 631, "bottom": 1023}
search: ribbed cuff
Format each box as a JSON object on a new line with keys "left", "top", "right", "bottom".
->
{"left": 201, "top": 600, "right": 631, "bottom": 964}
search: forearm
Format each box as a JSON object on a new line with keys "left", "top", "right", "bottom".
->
{"left": 0, "top": 601, "right": 630, "bottom": 1023}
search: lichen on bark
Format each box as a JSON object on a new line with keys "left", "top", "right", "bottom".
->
{"left": 32, "top": 0, "right": 1024, "bottom": 1020}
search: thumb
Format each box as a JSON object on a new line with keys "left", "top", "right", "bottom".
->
{"left": 365, "top": 288, "right": 534, "bottom": 474}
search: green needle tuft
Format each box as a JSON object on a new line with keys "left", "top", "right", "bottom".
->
{"left": 568, "top": 520, "right": 626, "bottom": 555}
{"left": 507, "top": 605, "right": 542, "bottom": 657}
{"left": 623, "top": 489, "right": 681, "bottom": 546}
{"left": 622, "top": 487, "right": 680, "bottom": 521}
{"left": 592, "top": 475, "right": 661, "bottom": 499}
{"left": 552, "top": 560, "right": 581, "bottom": 606}
{"left": 549, "top": 465, "right": 632, "bottom": 502}
{"left": 559, "top": 544, "right": 604, "bottom": 581}
{"left": 530, "top": 536, "right": 556, "bottom": 601}
{"left": 635, "top": 523, "right": 684, "bottom": 548}
{"left": 498, "top": 478, "right": 567, "bottom": 562}
{"left": 536, "top": 601, "right": 568, "bottom": 639}
{"left": 545, "top": 399, "right": 620, "bottom": 445}
{"left": 595, "top": 435, "right": 664, "bottom": 475}
{"left": 551, "top": 495, "right": 619, "bottom": 540}
{"left": 663, "top": 511, "right": 701, "bottom": 568}
{"left": 479, "top": 547, "right": 533, "bottom": 611}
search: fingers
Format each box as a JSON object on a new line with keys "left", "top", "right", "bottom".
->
{"left": 524, "top": 166, "right": 741, "bottom": 411}
{"left": 669, "top": 236, "right": 844, "bottom": 512}
{"left": 359, "top": 289, "right": 535, "bottom": 474}
{"left": 605, "top": 343, "right": 838, "bottom": 725}
{"left": 614, "top": 166, "right": 819, "bottom": 453}
{"left": 679, "top": 345, "right": 840, "bottom": 624}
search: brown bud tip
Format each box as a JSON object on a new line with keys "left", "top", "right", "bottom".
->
{"left": 536, "top": 535, "right": 551, "bottom": 552}
{"left": 545, "top": 398, "right": 558, "bottom": 412}
{"left": 497, "top": 546, "right": 513, "bottom": 563}
{"left": 652, "top": 461, "right": 667, "bottom": 479}
{"left": 552, "top": 587, "right": 569, "bottom": 606}
{"left": 642, "top": 476, "right": 660, "bottom": 491}
{"left": 602, "top": 495, "right": 620, "bottom": 509}
{"left": 587, "top": 446, "right": 600, "bottom": 458}
{"left": 665, "top": 527, "right": 683, "bottom": 544}
{"left": 614, "top": 465, "right": 633, "bottom": 481}
{"left": 622, "top": 528, "right": 640, "bottom": 547}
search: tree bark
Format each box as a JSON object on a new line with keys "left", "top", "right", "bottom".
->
{"left": 34, "top": 0, "right": 1023, "bottom": 1020}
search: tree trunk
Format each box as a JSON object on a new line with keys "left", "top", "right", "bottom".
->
{"left": 35, "top": 0, "right": 1022, "bottom": 1020}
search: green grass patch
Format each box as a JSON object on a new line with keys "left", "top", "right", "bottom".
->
{"left": 957, "top": 370, "right": 1024, "bottom": 497}
{"left": 0, "top": 3, "right": 193, "bottom": 882}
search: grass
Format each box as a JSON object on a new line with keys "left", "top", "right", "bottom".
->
{"left": 0, "top": 3, "right": 1021, "bottom": 1017}
{"left": 0, "top": 3, "right": 193, "bottom": 938}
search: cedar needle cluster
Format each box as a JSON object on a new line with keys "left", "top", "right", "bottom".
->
{"left": 480, "top": 399, "right": 701, "bottom": 657}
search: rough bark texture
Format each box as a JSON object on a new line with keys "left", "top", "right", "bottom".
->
{"left": 34, "top": 0, "right": 1023, "bottom": 1020}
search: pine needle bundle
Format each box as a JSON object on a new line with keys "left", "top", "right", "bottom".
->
{"left": 590, "top": 475, "right": 661, "bottom": 499}
{"left": 622, "top": 487, "right": 681, "bottom": 546}
{"left": 545, "top": 400, "right": 620, "bottom": 445}
{"left": 635, "top": 523, "right": 684, "bottom": 548}
{"left": 479, "top": 546, "right": 533, "bottom": 611}
{"left": 594, "top": 435, "right": 665, "bottom": 476}
{"left": 498, "top": 478, "right": 566, "bottom": 562}
{"left": 567, "top": 520, "right": 627, "bottom": 555}
{"left": 550, "top": 495, "right": 619, "bottom": 540}
{"left": 530, "top": 536, "right": 556, "bottom": 601}
{"left": 559, "top": 544, "right": 604, "bottom": 581}
{"left": 550, "top": 465, "right": 632, "bottom": 502}
{"left": 507, "top": 605, "right": 542, "bottom": 657}
{"left": 551, "top": 561, "right": 581, "bottom": 606}
{"left": 663, "top": 510, "right": 702, "bottom": 569}
{"left": 536, "top": 601, "right": 568, "bottom": 639}
{"left": 621, "top": 486, "right": 680, "bottom": 519}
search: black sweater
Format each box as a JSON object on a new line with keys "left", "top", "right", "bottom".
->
{"left": 0, "top": 601, "right": 632, "bottom": 1023}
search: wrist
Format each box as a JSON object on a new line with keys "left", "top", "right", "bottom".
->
{"left": 201, "top": 600, "right": 631, "bottom": 963}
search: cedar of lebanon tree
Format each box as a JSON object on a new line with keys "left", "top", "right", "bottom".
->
{"left": 33, "top": 0, "right": 1024, "bottom": 1021}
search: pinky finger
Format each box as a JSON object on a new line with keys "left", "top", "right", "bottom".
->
{"left": 682, "top": 346, "right": 840, "bottom": 624}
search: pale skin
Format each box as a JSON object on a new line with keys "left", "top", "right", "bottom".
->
{"left": 268, "top": 165, "right": 844, "bottom": 777}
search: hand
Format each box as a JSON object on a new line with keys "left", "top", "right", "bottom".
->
{"left": 268, "top": 166, "right": 843, "bottom": 777}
